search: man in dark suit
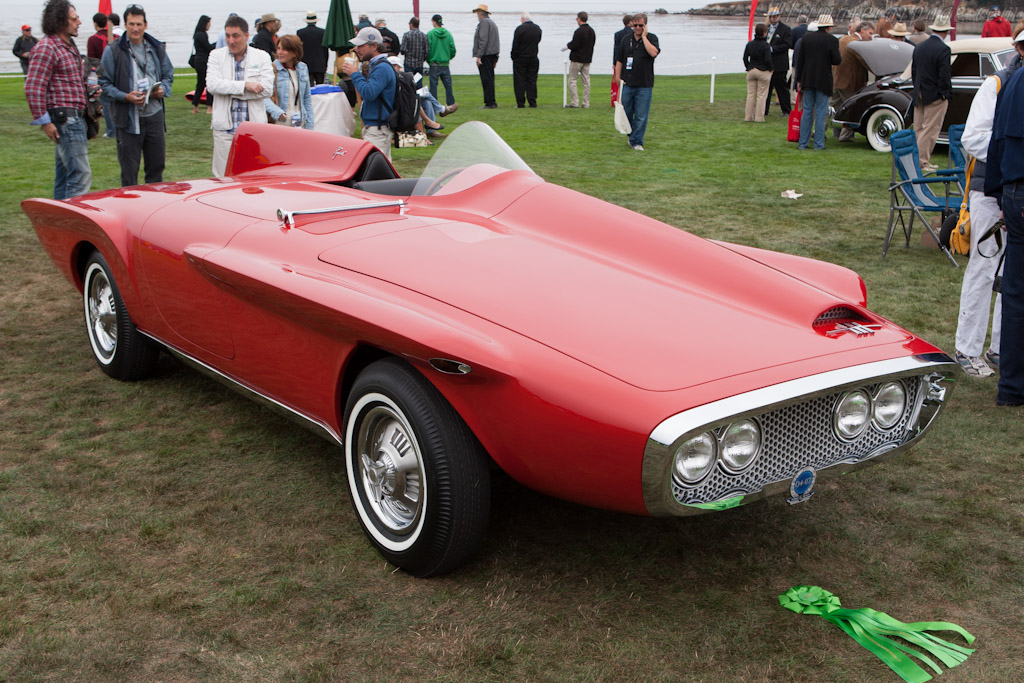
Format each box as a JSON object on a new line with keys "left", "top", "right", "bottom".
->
{"left": 297, "top": 11, "right": 328, "bottom": 85}
{"left": 795, "top": 14, "right": 841, "bottom": 150}
{"left": 911, "top": 17, "right": 952, "bottom": 170}
{"left": 510, "top": 12, "right": 541, "bottom": 108}
{"left": 764, "top": 6, "right": 793, "bottom": 115}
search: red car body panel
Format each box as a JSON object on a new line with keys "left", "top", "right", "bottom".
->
{"left": 22, "top": 123, "right": 953, "bottom": 518}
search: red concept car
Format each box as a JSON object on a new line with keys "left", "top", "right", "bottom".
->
{"left": 22, "top": 122, "right": 957, "bottom": 576}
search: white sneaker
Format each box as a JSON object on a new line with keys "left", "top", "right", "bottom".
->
{"left": 955, "top": 351, "right": 994, "bottom": 377}
{"left": 632, "top": 144, "right": 644, "bottom": 151}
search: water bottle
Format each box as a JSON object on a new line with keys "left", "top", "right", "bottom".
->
{"left": 87, "top": 68, "right": 98, "bottom": 87}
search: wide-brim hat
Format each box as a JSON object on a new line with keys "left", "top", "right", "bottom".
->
{"left": 888, "top": 22, "right": 910, "bottom": 36}
{"left": 471, "top": 4, "right": 491, "bottom": 14}
{"left": 929, "top": 15, "right": 952, "bottom": 31}
{"left": 305, "top": 11, "right": 317, "bottom": 23}
{"left": 815, "top": 14, "right": 834, "bottom": 27}
{"left": 350, "top": 26, "right": 384, "bottom": 46}
{"left": 260, "top": 13, "right": 278, "bottom": 25}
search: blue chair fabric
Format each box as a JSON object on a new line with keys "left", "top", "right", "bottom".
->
{"left": 885, "top": 129, "right": 960, "bottom": 267}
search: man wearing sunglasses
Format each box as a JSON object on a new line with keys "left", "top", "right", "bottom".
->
{"left": 99, "top": 4, "right": 174, "bottom": 186}
{"left": 613, "top": 13, "right": 659, "bottom": 150}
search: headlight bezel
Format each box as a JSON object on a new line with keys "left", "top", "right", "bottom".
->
{"left": 832, "top": 389, "right": 872, "bottom": 441}
{"left": 672, "top": 432, "right": 718, "bottom": 484}
{"left": 718, "top": 418, "right": 763, "bottom": 474}
{"left": 872, "top": 381, "right": 907, "bottom": 431}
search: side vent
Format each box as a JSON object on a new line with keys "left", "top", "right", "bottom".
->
{"left": 813, "top": 306, "right": 880, "bottom": 338}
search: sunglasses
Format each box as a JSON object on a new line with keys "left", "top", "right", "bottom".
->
{"left": 632, "top": 23, "right": 645, "bottom": 27}
{"left": 126, "top": 4, "right": 144, "bottom": 11}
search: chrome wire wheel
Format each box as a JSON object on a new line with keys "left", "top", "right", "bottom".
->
{"left": 865, "top": 108, "right": 904, "bottom": 152}
{"left": 355, "top": 400, "right": 425, "bottom": 535}
{"left": 85, "top": 262, "right": 118, "bottom": 364}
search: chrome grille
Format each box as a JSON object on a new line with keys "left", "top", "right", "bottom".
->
{"left": 672, "top": 380, "right": 920, "bottom": 505}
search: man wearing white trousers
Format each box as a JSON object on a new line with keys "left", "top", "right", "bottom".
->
{"left": 953, "top": 33, "right": 1022, "bottom": 376}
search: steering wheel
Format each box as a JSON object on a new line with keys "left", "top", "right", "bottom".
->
{"left": 422, "top": 167, "right": 466, "bottom": 196}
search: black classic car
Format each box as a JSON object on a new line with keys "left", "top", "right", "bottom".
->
{"left": 832, "top": 37, "right": 1016, "bottom": 152}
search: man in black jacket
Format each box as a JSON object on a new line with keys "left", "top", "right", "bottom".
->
{"left": 13, "top": 24, "right": 38, "bottom": 74}
{"left": 510, "top": 12, "right": 541, "bottom": 108}
{"left": 912, "top": 17, "right": 952, "bottom": 170}
{"left": 251, "top": 13, "right": 278, "bottom": 56}
{"left": 375, "top": 19, "right": 400, "bottom": 56}
{"left": 297, "top": 11, "right": 327, "bottom": 85}
{"left": 795, "top": 14, "right": 841, "bottom": 150}
{"left": 764, "top": 7, "right": 793, "bottom": 115}
{"left": 564, "top": 11, "right": 595, "bottom": 108}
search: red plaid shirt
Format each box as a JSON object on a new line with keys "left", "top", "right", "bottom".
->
{"left": 24, "top": 34, "right": 86, "bottom": 121}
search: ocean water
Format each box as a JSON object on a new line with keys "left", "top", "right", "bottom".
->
{"left": 2, "top": 0, "right": 758, "bottom": 77}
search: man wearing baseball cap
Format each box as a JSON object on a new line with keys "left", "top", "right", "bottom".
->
{"left": 342, "top": 27, "right": 396, "bottom": 160}
{"left": 14, "top": 24, "right": 38, "bottom": 74}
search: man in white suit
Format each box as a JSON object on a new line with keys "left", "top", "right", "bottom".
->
{"left": 205, "top": 15, "right": 274, "bottom": 177}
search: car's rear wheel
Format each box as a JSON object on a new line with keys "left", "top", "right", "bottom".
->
{"left": 865, "top": 108, "right": 904, "bottom": 152}
{"left": 83, "top": 251, "right": 158, "bottom": 380}
{"left": 344, "top": 358, "right": 490, "bottom": 577}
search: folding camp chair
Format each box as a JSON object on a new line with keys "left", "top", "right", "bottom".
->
{"left": 946, "top": 123, "right": 967, "bottom": 192}
{"left": 884, "top": 129, "right": 960, "bottom": 267}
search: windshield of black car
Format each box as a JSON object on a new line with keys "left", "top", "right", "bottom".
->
{"left": 411, "top": 121, "right": 536, "bottom": 196}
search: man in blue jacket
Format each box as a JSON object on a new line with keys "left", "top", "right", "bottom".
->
{"left": 99, "top": 4, "right": 173, "bottom": 186}
{"left": 342, "top": 27, "right": 396, "bottom": 160}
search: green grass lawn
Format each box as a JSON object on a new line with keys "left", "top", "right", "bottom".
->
{"left": 0, "top": 71, "right": 1021, "bottom": 681}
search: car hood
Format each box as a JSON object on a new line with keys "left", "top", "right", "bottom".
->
{"left": 849, "top": 38, "right": 914, "bottom": 77}
{"left": 318, "top": 183, "right": 913, "bottom": 392}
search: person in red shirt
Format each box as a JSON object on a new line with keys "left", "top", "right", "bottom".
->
{"left": 86, "top": 12, "right": 115, "bottom": 137}
{"left": 25, "top": 0, "right": 92, "bottom": 199}
{"left": 982, "top": 6, "right": 1013, "bottom": 37}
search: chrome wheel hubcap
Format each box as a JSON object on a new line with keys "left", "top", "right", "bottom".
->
{"left": 87, "top": 269, "right": 117, "bottom": 361}
{"left": 356, "top": 405, "right": 424, "bottom": 533}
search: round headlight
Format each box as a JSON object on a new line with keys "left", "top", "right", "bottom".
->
{"left": 673, "top": 433, "right": 717, "bottom": 484}
{"left": 834, "top": 390, "right": 871, "bottom": 440}
{"left": 720, "top": 419, "right": 761, "bottom": 472}
{"left": 873, "top": 381, "right": 906, "bottom": 429}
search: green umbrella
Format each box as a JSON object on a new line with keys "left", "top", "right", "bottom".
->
{"left": 323, "top": 0, "right": 356, "bottom": 50}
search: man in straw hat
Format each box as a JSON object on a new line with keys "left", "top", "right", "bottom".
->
{"left": 251, "top": 13, "right": 279, "bottom": 57}
{"left": 297, "top": 11, "right": 327, "bottom": 85}
{"left": 911, "top": 14, "right": 952, "bottom": 170}
{"left": 888, "top": 22, "right": 911, "bottom": 42}
{"left": 795, "top": 14, "right": 840, "bottom": 150}
{"left": 472, "top": 4, "right": 500, "bottom": 108}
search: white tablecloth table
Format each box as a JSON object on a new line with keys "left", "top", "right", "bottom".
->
{"left": 312, "top": 90, "right": 355, "bottom": 138}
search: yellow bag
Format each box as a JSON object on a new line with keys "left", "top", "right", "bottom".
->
{"left": 949, "top": 157, "right": 974, "bottom": 256}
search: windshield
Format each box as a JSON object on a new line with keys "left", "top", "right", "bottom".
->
{"left": 411, "top": 121, "right": 536, "bottom": 196}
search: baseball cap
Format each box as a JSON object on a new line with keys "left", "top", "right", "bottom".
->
{"left": 22, "top": 24, "right": 31, "bottom": 30}
{"left": 350, "top": 26, "right": 383, "bottom": 46}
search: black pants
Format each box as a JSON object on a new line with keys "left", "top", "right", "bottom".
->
{"left": 765, "top": 68, "right": 791, "bottom": 115}
{"left": 194, "top": 64, "right": 208, "bottom": 106}
{"left": 512, "top": 57, "right": 538, "bottom": 106}
{"left": 477, "top": 54, "right": 498, "bottom": 106}
{"left": 116, "top": 109, "right": 165, "bottom": 187}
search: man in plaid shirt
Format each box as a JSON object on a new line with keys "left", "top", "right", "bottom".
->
{"left": 400, "top": 17, "right": 428, "bottom": 76}
{"left": 25, "top": 0, "right": 92, "bottom": 200}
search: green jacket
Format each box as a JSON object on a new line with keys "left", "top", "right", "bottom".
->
{"left": 427, "top": 27, "right": 456, "bottom": 64}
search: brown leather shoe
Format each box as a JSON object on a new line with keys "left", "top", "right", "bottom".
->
{"left": 440, "top": 103, "right": 458, "bottom": 117}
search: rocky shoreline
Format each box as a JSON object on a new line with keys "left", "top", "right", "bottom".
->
{"left": 684, "top": 2, "right": 1022, "bottom": 25}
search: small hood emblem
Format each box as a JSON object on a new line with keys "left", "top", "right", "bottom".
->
{"left": 332, "top": 146, "right": 347, "bottom": 160}
{"left": 825, "top": 322, "right": 882, "bottom": 338}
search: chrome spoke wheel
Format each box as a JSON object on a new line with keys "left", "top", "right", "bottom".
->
{"left": 866, "top": 108, "right": 903, "bottom": 153}
{"left": 355, "top": 403, "right": 425, "bottom": 534}
{"left": 86, "top": 266, "right": 118, "bottom": 362}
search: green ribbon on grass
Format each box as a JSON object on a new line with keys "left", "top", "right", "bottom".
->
{"left": 779, "top": 586, "right": 975, "bottom": 683}
{"left": 683, "top": 495, "right": 744, "bottom": 511}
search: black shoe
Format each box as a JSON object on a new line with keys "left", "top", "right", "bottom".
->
{"left": 479, "top": 103, "right": 497, "bottom": 109}
{"left": 517, "top": 104, "right": 525, "bottom": 108}
{"left": 529, "top": 103, "right": 536, "bottom": 108}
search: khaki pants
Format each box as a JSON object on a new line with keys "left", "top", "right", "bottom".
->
{"left": 212, "top": 129, "right": 235, "bottom": 178}
{"left": 745, "top": 69, "right": 771, "bottom": 122}
{"left": 568, "top": 61, "right": 591, "bottom": 108}
{"left": 915, "top": 99, "right": 948, "bottom": 165}
{"left": 362, "top": 125, "right": 393, "bottom": 161}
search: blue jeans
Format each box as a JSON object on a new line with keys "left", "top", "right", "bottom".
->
{"left": 420, "top": 91, "right": 444, "bottom": 122}
{"left": 998, "top": 181, "right": 1024, "bottom": 405}
{"left": 798, "top": 88, "right": 829, "bottom": 150}
{"left": 621, "top": 85, "right": 652, "bottom": 147}
{"left": 53, "top": 115, "right": 92, "bottom": 200}
{"left": 100, "top": 93, "right": 115, "bottom": 136}
{"left": 429, "top": 64, "right": 455, "bottom": 106}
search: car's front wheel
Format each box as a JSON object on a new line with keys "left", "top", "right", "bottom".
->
{"left": 864, "top": 108, "right": 904, "bottom": 152}
{"left": 344, "top": 358, "right": 490, "bottom": 577}
{"left": 82, "top": 251, "right": 158, "bottom": 380}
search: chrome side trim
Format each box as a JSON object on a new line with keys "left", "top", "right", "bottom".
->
{"left": 140, "top": 332, "right": 343, "bottom": 447}
{"left": 643, "top": 354, "right": 956, "bottom": 517}
{"left": 277, "top": 201, "right": 405, "bottom": 227}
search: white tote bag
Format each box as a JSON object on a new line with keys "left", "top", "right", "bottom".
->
{"left": 614, "top": 100, "right": 632, "bottom": 135}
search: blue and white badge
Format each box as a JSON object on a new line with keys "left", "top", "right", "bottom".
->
{"left": 787, "top": 467, "right": 816, "bottom": 505}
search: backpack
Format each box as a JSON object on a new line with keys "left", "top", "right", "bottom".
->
{"left": 383, "top": 70, "right": 419, "bottom": 133}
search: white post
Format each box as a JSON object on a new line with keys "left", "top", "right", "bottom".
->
{"left": 563, "top": 60, "right": 568, "bottom": 107}
{"left": 710, "top": 57, "right": 716, "bottom": 104}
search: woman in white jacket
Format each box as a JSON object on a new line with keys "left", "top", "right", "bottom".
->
{"left": 205, "top": 15, "right": 275, "bottom": 177}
